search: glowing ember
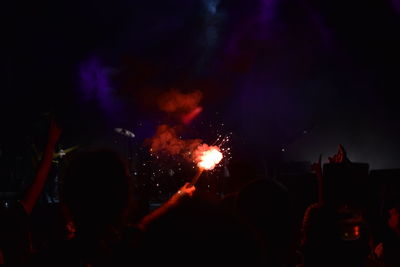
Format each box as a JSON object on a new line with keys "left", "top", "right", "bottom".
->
{"left": 194, "top": 144, "right": 223, "bottom": 170}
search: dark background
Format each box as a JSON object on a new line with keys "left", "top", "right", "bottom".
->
{"left": 3, "top": 0, "right": 400, "bottom": 193}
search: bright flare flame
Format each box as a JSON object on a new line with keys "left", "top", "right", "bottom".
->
{"left": 195, "top": 144, "right": 223, "bottom": 170}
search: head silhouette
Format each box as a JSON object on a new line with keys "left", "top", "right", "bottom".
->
{"left": 62, "top": 149, "right": 130, "bottom": 234}
{"left": 236, "top": 179, "right": 290, "bottom": 266}
{"left": 301, "top": 203, "right": 370, "bottom": 267}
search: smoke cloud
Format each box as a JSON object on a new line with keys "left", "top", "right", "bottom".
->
{"left": 149, "top": 124, "right": 202, "bottom": 160}
{"left": 158, "top": 89, "right": 202, "bottom": 114}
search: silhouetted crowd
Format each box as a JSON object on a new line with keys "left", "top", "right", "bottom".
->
{"left": 0, "top": 122, "right": 399, "bottom": 267}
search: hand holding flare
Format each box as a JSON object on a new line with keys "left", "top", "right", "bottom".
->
{"left": 139, "top": 144, "right": 223, "bottom": 230}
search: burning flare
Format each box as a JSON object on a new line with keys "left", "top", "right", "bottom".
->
{"left": 194, "top": 144, "right": 223, "bottom": 170}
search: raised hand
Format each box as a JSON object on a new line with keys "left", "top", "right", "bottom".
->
{"left": 171, "top": 182, "right": 196, "bottom": 203}
{"left": 311, "top": 154, "right": 324, "bottom": 204}
{"left": 139, "top": 183, "right": 196, "bottom": 229}
{"left": 328, "top": 144, "right": 350, "bottom": 163}
{"left": 311, "top": 154, "right": 322, "bottom": 176}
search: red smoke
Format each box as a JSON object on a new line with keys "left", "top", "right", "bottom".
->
{"left": 158, "top": 89, "right": 203, "bottom": 124}
{"left": 148, "top": 89, "right": 205, "bottom": 161}
{"left": 149, "top": 124, "right": 202, "bottom": 159}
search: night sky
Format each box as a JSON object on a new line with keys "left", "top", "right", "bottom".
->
{"left": 4, "top": 0, "right": 400, "bottom": 184}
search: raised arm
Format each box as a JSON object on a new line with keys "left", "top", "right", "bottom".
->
{"left": 139, "top": 182, "right": 195, "bottom": 230}
{"left": 328, "top": 144, "right": 351, "bottom": 163}
{"left": 311, "top": 154, "right": 323, "bottom": 204}
{"left": 20, "top": 118, "right": 62, "bottom": 214}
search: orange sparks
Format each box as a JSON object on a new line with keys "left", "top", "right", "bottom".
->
{"left": 194, "top": 144, "right": 223, "bottom": 170}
